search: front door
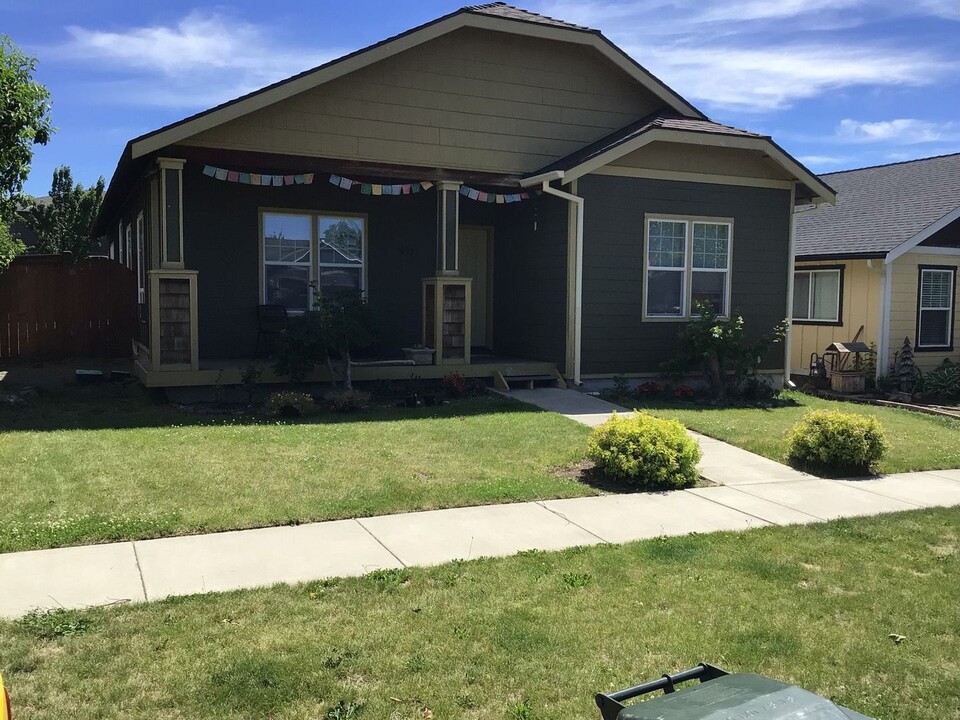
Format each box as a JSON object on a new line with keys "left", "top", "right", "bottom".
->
{"left": 459, "top": 226, "right": 492, "bottom": 350}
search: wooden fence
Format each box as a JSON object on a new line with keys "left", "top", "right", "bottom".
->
{"left": 0, "top": 255, "right": 137, "bottom": 360}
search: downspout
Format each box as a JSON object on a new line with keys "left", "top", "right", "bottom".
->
{"left": 520, "top": 170, "right": 584, "bottom": 385}
{"left": 784, "top": 183, "right": 797, "bottom": 386}
{"left": 874, "top": 257, "right": 893, "bottom": 380}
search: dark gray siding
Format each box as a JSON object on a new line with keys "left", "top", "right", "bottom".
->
{"left": 181, "top": 166, "right": 567, "bottom": 363}
{"left": 579, "top": 174, "right": 791, "bottom": 374}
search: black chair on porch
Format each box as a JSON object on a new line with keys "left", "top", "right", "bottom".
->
{"left": 255, "top": 304, "right": 288, "bottom": 357}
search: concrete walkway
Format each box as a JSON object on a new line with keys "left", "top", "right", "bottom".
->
{"left": 2, "top": 389, "right": 959, "bottom": 618}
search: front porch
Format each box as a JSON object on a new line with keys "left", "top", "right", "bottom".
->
{"left": 132, "top": 352, "right": 564, "bottom": 389}
{"left": 132, "top": 150, "right": 572, "bottom": 389}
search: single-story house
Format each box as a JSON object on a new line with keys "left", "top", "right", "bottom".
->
{"left": 792, "top": 153, "right": 960, "bottom": 378}
{"left": 92, "top": 1, "right": 834, "bottom": 389}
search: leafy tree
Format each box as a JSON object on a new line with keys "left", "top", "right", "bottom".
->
{"left": 273, "top": 290, "right": 378, "bottom": 389}
{"left": 678, "top": 302, "right": 786, "bottom": 399}
{"left": 0, "top": 218, "right": 26, "bottom": 271}
{"left": 0, "top": 35, "right": 53, "bottom": 224}
{"left": 22, "top": 166, "right": 105, "bottom": 256}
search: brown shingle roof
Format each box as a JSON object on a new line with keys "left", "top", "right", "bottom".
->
{"left": 533, "top": 111, "right": 764, "bottom": 175}
{"left": 795, "top": 152, "right": 960, "bottom": 259}
{"left": 463, "top": 2, "right": 594, "bottom": 31}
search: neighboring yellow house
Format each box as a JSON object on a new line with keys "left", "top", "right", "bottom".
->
{"left": 791, "top": 153, "right": 960, "bottom": 379}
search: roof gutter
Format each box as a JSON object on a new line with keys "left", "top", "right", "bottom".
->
{"left": 520, "top": 170, "right": 584, "bottom": 385}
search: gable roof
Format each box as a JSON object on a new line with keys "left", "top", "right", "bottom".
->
{"left": 795, "top": 152, "right": 960, "bottom": 260}
{"left": 527, "top": 110, "right": 836, "bottom": 204}
{"left": 127, "top": 3, "right": 703, "bottom": 160}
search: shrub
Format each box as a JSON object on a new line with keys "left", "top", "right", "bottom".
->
{"left": 739, "top": 376, "right": 780, "bottom": 404}
{"left": 441, "top": 372, "right": 467, "bottom": 398}
{"left": 786, "top": 409, "right": 888, "bottom": 473}
{"left": 325, "top": 389, "right": 370, "bottom": 413}
{"left": 264, "top": 391, "right": 316, "bottom": 418}
{"left": 634, "top": 381, "right": 662, "bottom": 397}
{"left": 924, "top": 359, "right": 960, "bottom": 403}
{"left": 587, "top": 412, "right": 701, "bottom": 489}
{"left": 674, "top": 384, "right": 694, "bottom": 399}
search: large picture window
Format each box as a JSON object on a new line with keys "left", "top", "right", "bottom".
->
{"left": 262, "top": 211, "right": 366, "bottom": 312}
{"left": 793, "top": 267, "right": 842, "bottom": 324}
{"left": 645, "top": 217, "right": 731, "bottom": 318}
{"left": 917, "top": 266, "right": 955, "bottom": 349}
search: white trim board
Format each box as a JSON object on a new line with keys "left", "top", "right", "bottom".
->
{"left": 560, "top": 128, "right": 835, "bottom": 204}
{"left": 130, "top": 13, "right": 702, "bottom": 160}
{"left": 885, "top": 205, "right": 960, "bottom": 264}
{"left": 590, "top": 165, "right": 794, "bottom": 191}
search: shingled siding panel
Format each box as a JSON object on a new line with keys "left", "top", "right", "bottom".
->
{"left": 490, "top": 195, "right": 567, "bottom": 366}
{"left": 579, "top": 174, "right": 791, "bottom": 374}
{"left": 181, "top": 164, "right": 440, "bottom": 359}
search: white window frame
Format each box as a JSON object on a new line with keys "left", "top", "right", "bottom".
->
{"left": 136, "top": 213, "right": 146, "bottom": 303}
{"left": 917, "top": 266, "right": 955, "bottom": 349}
{"left": 643, "top": 215, "right": 733, "bottom": 320}
{"left": 260, "top": 209, "right": 368, "bottom": 313}
{"left": 793, "top": 267, "right": 842, "bottom": 324}
{"left": 125, "top": 223, "right": 133, "bottom": 270}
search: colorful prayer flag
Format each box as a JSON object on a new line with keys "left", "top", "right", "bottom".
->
{"left": 496, "top": 194, "right": 505, "bottom": 204}
{"left": 251, "top": 174, "right": 261, "bottom": 186}
{"left": 372, "top": 184, "right": 382, "bottom": 196}
{"left": 239, "top": 173, "right": 250, "bottom": 184}
{"left": 226, "top": 170, "right": 239, "bottom": 182}
{"left": 304, "top": 173, "right": 314, "bottom": 184}
{"left": 272, "top": 175, "right": 283, "bottom": 186}
{"left": 421, "top": 181, "right": 433, "bottom": 190}
{"left": 330, "top": 174, "right": 342, "bottom": 186}
{"left": 283, "top": 175, "right": 294, "bottom": 185}
{"left": 402, "top": 184, "right": 411, "bottom": 194}
{"left": 214, "top": 168, "right": 228, "bottom": 181}
{"left": 202, "top": 165, "right": 216, "bottom": 177}
{"left": 361, "top": 183, "right": 372, "bottom": 195}
{"left": 339, "top": 177, "right": 352, "bottom": 190}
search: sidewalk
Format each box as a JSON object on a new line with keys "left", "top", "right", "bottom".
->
{"left": 2, "top": 389, "right": 958, "bottom": 618}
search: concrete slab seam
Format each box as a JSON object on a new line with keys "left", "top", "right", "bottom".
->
{"left": 534, "top": 500, "right": 611, "bottom": 544}
{"left": 354, "top": 519, "right": 408, "bottom": 568}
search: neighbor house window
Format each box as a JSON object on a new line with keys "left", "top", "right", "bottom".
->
{"left": 793, "top": 268, "right": 842, "bottom": 324}
{"left": 262, "top": 212, "right": 366, "bottom": 312}
{"left": 136, "top": 213, "right": 146, "bottom": 303}
{"left": 645, "top": 217, "right": 731, "bottom": 318}
{"left": 125, "top": 224, "right": 133, "bottom": 270}
{"left": 917, "top": 266, "right": 955, "bottom": 349}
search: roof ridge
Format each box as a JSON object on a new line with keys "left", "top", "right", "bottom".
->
{"left": 462, "top": 2, "right": 594, "bottom": 31}
{"left": 821, "top": 151, "right": 960, "bottom": 176}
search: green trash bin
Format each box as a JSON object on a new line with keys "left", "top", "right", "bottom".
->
{"left": 596, "top": 664, "right": 874, "bottom": 720}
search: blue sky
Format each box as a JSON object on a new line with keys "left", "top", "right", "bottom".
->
{"left": 4, "top": 0, "right": 959, "bottom": 196}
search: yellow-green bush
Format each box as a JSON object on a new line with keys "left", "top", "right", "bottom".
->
{"left": 587, "top": 412, "right": 701, "bottom": 489}
{"left": 786, "top": 409, "right": 888, "bottom": 473}
{"left": 264, "top": 391, "right": 316, "bottom": 418}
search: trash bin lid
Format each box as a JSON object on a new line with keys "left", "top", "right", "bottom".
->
{"left": 616, "top": 673, "right": 873, "bottom": 720}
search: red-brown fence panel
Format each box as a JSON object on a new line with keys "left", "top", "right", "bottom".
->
{"left": 0, "top": 255, "right": 137, "bottom": 361}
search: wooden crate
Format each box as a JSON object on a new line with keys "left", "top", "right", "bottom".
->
{"left": 830, "top": 371, "right": 866, "bottom": 394}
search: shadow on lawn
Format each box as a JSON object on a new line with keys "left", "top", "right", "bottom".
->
{"left": 0, "top": 382, "right": 547, "bottom": 433}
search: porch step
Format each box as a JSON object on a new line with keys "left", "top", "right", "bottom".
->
{"left": 493, "top": 369, "right": 566, "bottom": 391}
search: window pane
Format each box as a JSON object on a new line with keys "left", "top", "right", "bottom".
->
{"left": 919, "top": 309, "right": 950, "bottom": 346}
{"left": 692, "top": 223, "right": 729, "bottom": 269}
{"left": 647, "top": 270, "right": 683, "bottom": 316}
{"left": 793, "top": 272, "right": 811, "bottom": 319}
{"left": 811, "top": 271, "right": 840, "bottom": 321}
{"left": 921, "top": 270, "right": 952, "bottom": 309}
{"left": 647, "top": 220, "right": 686, "bottom": 268}
{"left": 318, "top": 217, "right": 363, "bottom": 265}
{"left": 264, "top": 214, "right": 311, "bottom": 263}
{"left": 265, "top": 265, "right": 310, "bottom": 311}
{"left": 692, "top": 271, "right": 726, "bottom": 315}
{"left": 317, "top": 266, "right": 362, "bottom": 298}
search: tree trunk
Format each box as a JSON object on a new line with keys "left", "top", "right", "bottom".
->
{"left": 343, "top": 347, "right": 352, "bottom": 390}
{"left": 325, "top": 353, "right": 339, "bottom": 391}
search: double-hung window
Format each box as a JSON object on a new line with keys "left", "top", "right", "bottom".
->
{"left": 793, "top": 268, "right": 842, "bottom": 324}
{"left": 645, "top": 217, "right": 731, "bottom": 318}
{"left": 262, "top": 211, "right": 366, "bottom": 312}
{"left": 917, "top": 266, "right": 955, "bottom": 349}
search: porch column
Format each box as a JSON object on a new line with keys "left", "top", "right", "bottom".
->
{"left": 436, "top": 181, "right": 462, "bottom": 276}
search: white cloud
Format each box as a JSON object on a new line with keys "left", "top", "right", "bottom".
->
{"left": 835, "top": 118, "right": 960, "bottom": 144}
{"left": 56, "top": 11, "right": 344, "bottom": 108}
{"left": 537, "top": 1, "right": 959, "bottom": 112}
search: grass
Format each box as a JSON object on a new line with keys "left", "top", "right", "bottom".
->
{"left": 0, "top": 383, "right": 592, "bottom": 553}
{"left": 637, "top": 390, "right": 960, "bottom": 475}
{"left": 0, "top": 509, "right": 957, "bottom": 719}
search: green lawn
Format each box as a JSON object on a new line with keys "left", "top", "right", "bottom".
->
{"left": 1, "top": 509, "right": 957, "bottom": 719}
{"left": 0, "top": 385, "right": 592, "bottom": 553}
{"left": 640, "top": 390, "right": 960, "bottom": 475}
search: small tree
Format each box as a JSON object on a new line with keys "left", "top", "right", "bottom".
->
{"left": 22, "top": 166, "right": 104, "bottom": 257}
{"left": 272, "top": 290, "right": 378, "bottom": 389}
{"left": 894, "top": 336, "right": 920, "bottom": 393}
{"left": 0, "top": 35, "right": 54, "bottom": 224}
{"left": 679, "top": 302, "right": 785, "bottom": 399}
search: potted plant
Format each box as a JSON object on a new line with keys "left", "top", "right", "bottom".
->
{"left": 402, "top": 344, "right": 435, "bottom": 365}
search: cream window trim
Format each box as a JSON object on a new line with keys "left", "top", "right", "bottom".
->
{"left": 642, "top": 215, "right": 733, "bottom": 322}
{"left": 124, "top": 223, "right": 133, "bottom": 270}
{"left": 157, "top": 157, "right": 185, "bottom": 269}
{"left": 259, "top": 208, "right": 368, "bottom": 314}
